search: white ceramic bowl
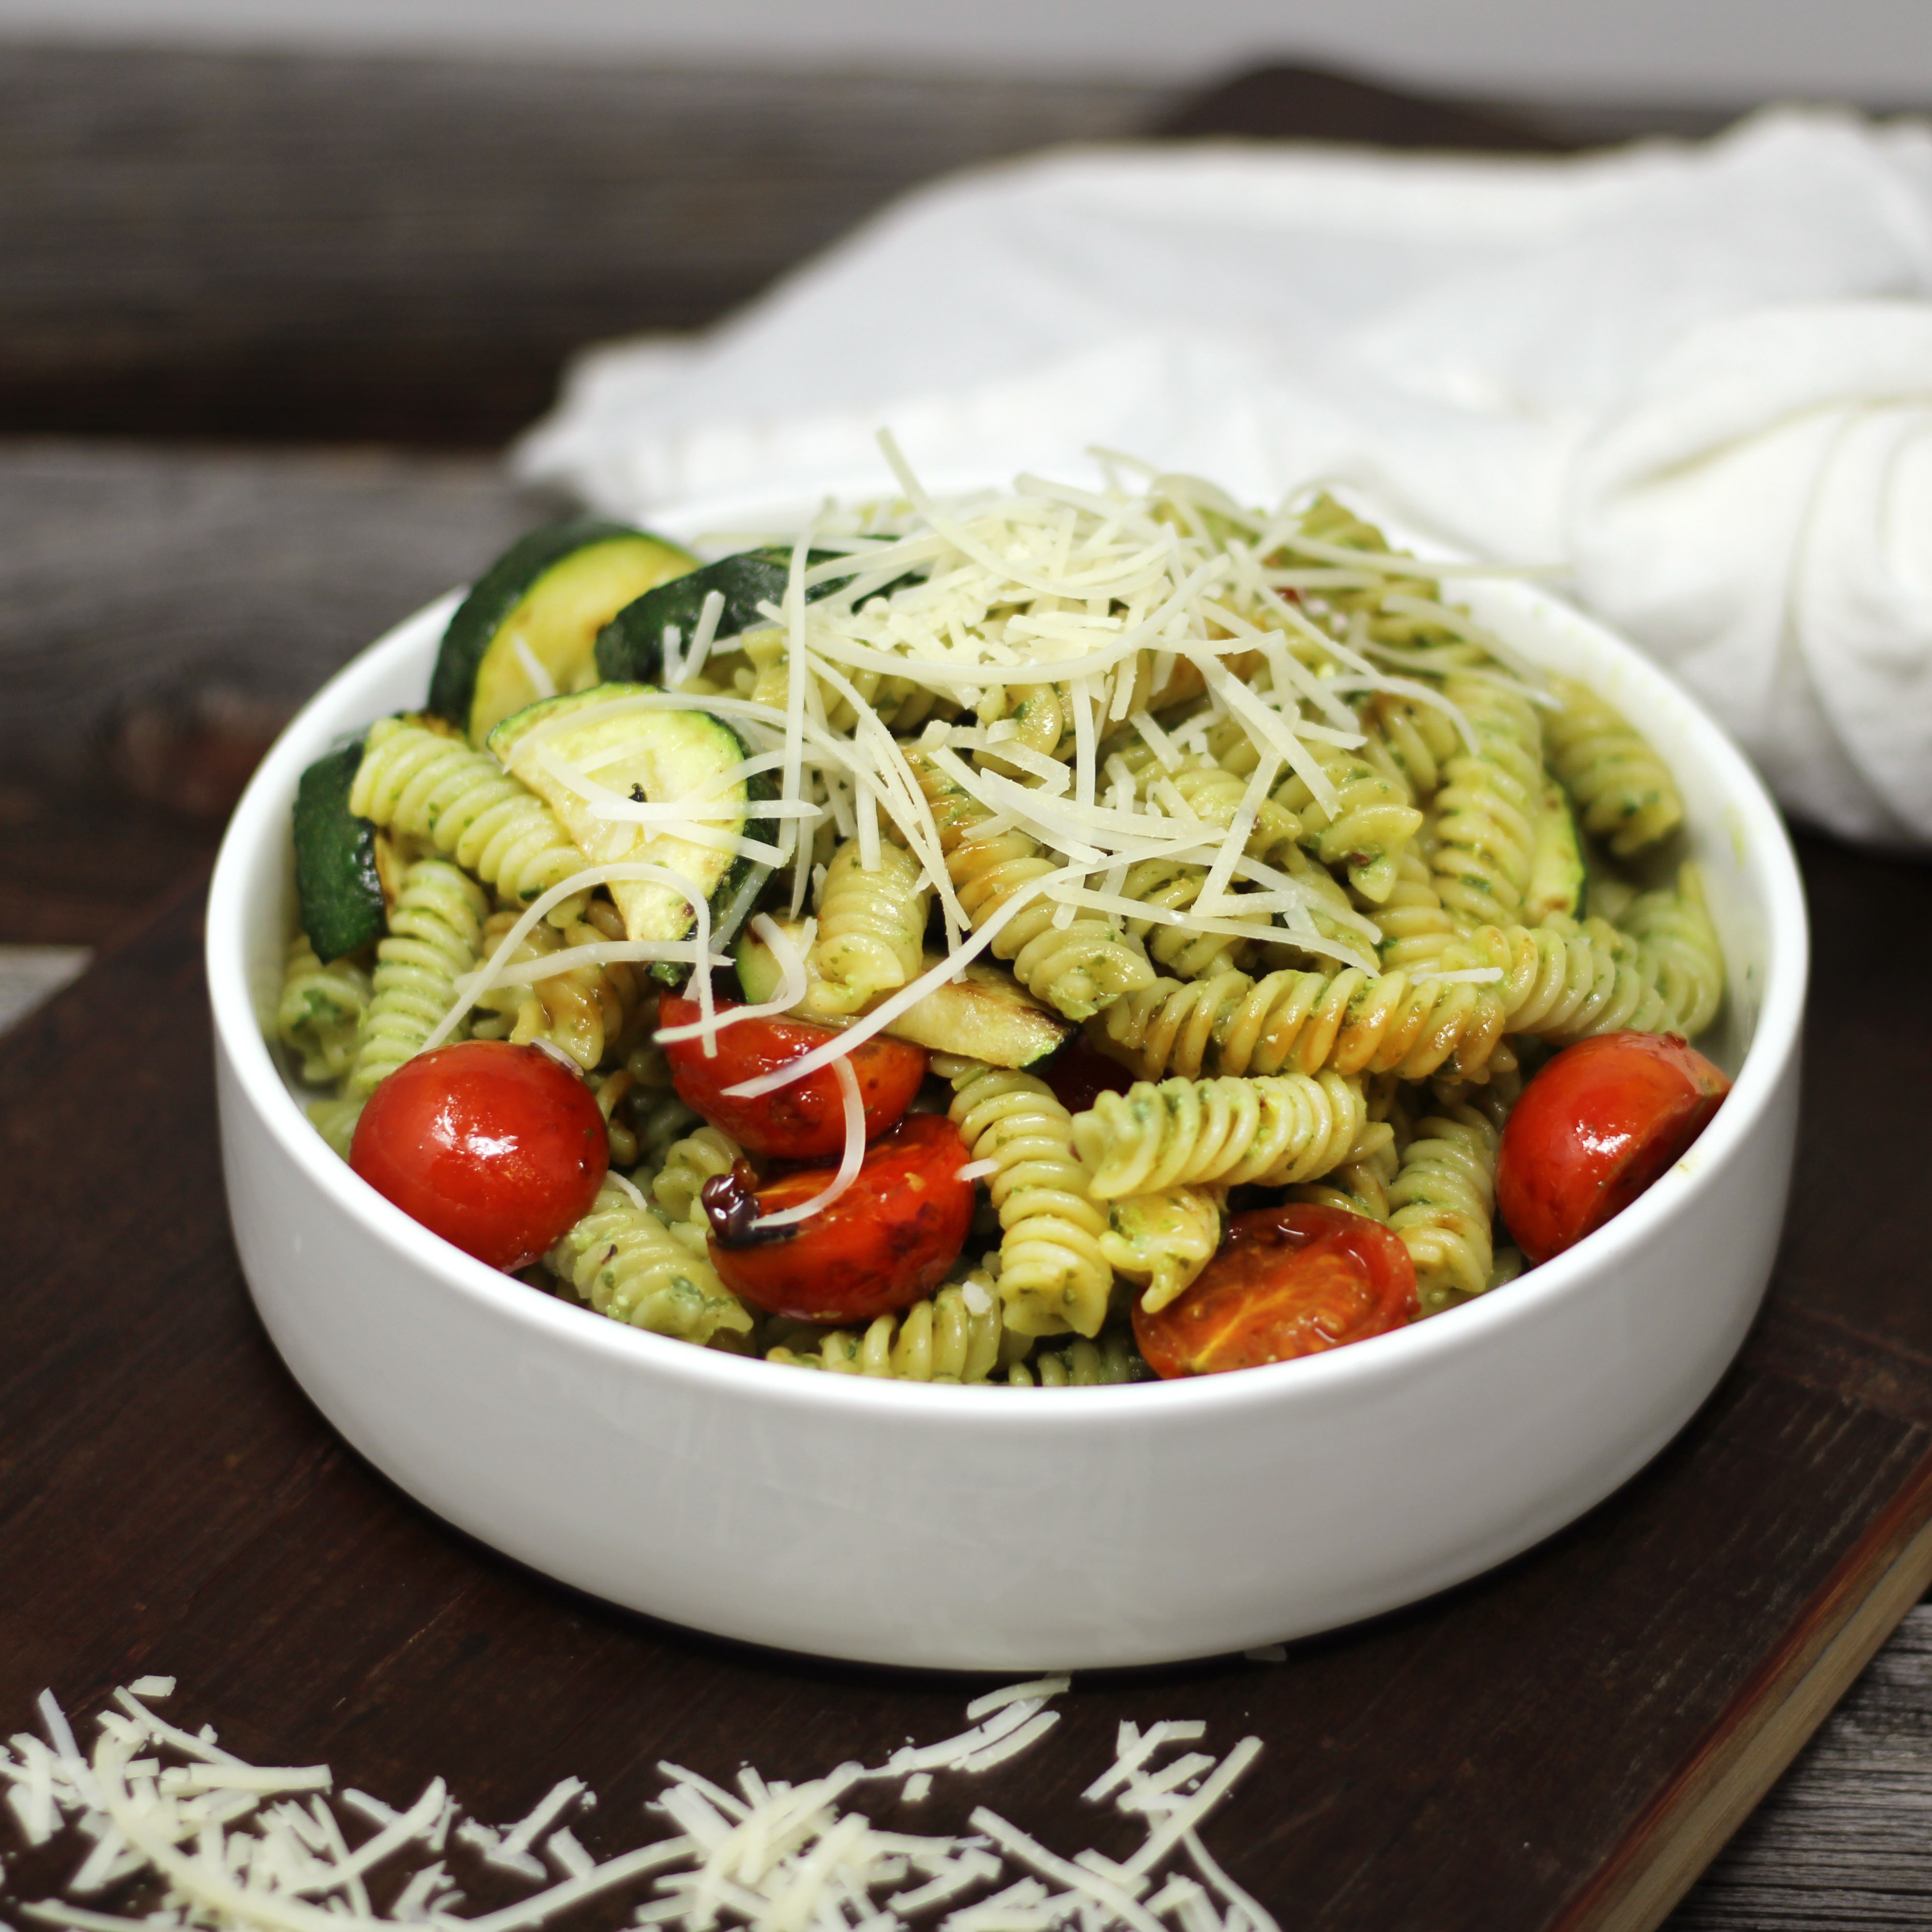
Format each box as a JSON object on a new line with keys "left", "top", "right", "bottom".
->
{"left": 207, "top": 545, "right": 1806, "bottom": 1671}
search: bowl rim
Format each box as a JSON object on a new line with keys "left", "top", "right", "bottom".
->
{"left": 205, "top": 515, "right": 1809, "bottom": 1429}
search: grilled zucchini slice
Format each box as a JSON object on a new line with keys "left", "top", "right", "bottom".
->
{"left": 488, "top": 684, "right": 772, "bottom": 980}
{"left": 431, "top": 519, "right": 699, "bottom": 744}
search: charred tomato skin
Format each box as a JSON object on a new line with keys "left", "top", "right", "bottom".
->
{"left": 657, "top": 995, "right": 926, "bottom": 1159}
{"left": 1496, "top": 1031, "right": 1731, "bottom": 1264}
{"left": 1042, "top": 1036, "right": 1136, "bottom": 1116}
{"left": 349, "top": 1039, "right": 609, "bottom": 1270}
{"left": 706, "top": 1114, "right": 975, "bottom": 1324}
{"left": 1134, "top": 1202, "right": 1419, "bottom": 1378}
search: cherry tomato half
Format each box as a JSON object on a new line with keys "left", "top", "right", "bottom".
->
{"left": 1496, "top": 1031, "right": 1730, "bottom": 1264}
{"left": 1043, "top": 1036, "right": 1135, "bottom": 1116}
{"left": 350, "top": 1040, "right": 609, "bottom": 1270}
{"left": 657, "top": 997, "right": 926, "bottom": 1159}
{"left": 1134, "top": 1203, "right": 1418, "bottom": 1378}
{"left": 704, "top": 1114, "right": 975, "bottom": 1324}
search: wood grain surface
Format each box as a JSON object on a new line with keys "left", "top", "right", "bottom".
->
{"left": 1, "top": 43, "right": 1928, "bottom": 1930}
{"left": 0, "top": 821, "right": 1926, "bottom": 1932}
{"left": 0, "top": 45, "right": 1577, "bottom": 451}
{"left": 0, "top": 45, "right": 1168, "bottom": 447}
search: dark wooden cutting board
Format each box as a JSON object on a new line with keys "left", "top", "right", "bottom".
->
{"left": 1, "top": 827, "right": 1927, "bottom": 1932}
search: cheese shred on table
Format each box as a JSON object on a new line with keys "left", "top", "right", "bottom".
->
{"left": 0, "top": 1674, "right": 1280, "bottom": 1932}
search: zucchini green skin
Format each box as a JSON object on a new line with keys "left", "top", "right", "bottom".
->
{"left": 595, "top": 546, "right": 910, "bottom": 685}
{"left": 293, "top": 737, "right": 385, "bottom": 963}
{"left": 430, "top": 518, "right": 698, "bottom": 743}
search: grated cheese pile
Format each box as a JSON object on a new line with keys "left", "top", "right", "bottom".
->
{"left": 423, "top": 440, "right": 1545, "bottom": 1228}
{"left": 0, "top": 1674, "right": 1279, "bottom": 1932}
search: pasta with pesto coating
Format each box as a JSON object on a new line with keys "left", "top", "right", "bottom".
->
{"left": 1389, "top": 1105, "right": 1500, "bottom": 1314}
{"left": 350, "top": 715, "right": 591, "bottom": 923}
{"left": 1544, "top": 673, "right": 1684, "bottom": 856}
{"left": 1098, "top": 1186, "right": 1224, "bottom": 1313}
{"left": 808, "top": 838, "right": 931, "bottom": 1014}
{"left": 273, "top": 460, "right": 1734, "bottom": 1389}
{"left": 276, "top": 935, "right": 371, "bottom": 1084}
{"left": 652, "top": 1123, "right": 742, "bottom": 1258}
{"left": 947, "top": 1063, "right": 1112, "bottom": 1338}
{"left": 1095, "top": 962, "right": 1508, "bottom": 1086}
{"left": 911, "top": 748, "right": 1152, "bottom": 1021}
{"left": 469, "top": 900, "right": 647, "bottom": 1071}
{"left": 1615, "top": 864, "right": 1724, "bottom": 1037}
{"left": 767, "top": 1272, "right": 1012, "bottom": 1382}
{"left": 1071, "top": 1071, "right": 1368, "bottom": 1198}
{"left": 347, "top": 858, "right": 489, "bottom": 1096}
{"left": 548, "top": 1177, "right": 753, "bottom": 1344}
{"left": 1429, "top": 675, "right": 1544, "bottom": 929}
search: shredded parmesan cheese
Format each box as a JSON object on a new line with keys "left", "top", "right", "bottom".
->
{"left": 1, "top": 1675, "right": 1282, "bottom": 1932}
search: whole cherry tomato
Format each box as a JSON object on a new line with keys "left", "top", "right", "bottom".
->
{"left": 703, "top": 1114, "right": 975, "bottom": 1323}
{"left": 1043, "top": 1036, "right": 1135, "bottom": 1116}
{"left": 1496, "top": 1031, "right": 1730, "bottom": 1264}
{"left": 657, "top": 997, "right": 926, "bottom": 1159}
{"left": 1134, "top": 1203, "right": 1418, "bottom": 1378}
{"left": 350, "top": 1040, "right": 609, "bottom": 1270}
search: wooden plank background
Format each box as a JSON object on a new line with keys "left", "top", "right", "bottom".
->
{"left": 0, "top": 40, "right": 1927, "bottom": 1930}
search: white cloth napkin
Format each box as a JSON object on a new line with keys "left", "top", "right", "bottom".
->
{"left": 516, "top": 108, "right": 1932, "bottom": 847}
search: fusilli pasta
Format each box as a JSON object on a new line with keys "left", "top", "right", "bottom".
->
{"left": 346, "top": 858, "right": 488, "bottom": 1097}
{"left": 912, "top": 749, "right": 1153, "bottom": 1021}
{"left": 1098, "top": 1186, "right": 1224, "bottom": 1313}
{"left": 276, "top": 935, "right": 370, "bottom": 1084}
{"left": 1429, "top": 675, "right": 1544, "bottom": 929}
{"left": 469, "top": 900, "right": 647, "bottom": 1071}
{"left": 767, "top": 1272, "right": 1012, "bottom": 1382}
{"left": 548, "top": 1177, "right": 753, "bottom": 1344}
{"left": 947, "top": 1064, "right": 1112, "bottom": 1338}
{"left": 1071, "top": 1072, "right": 1369, "bottom": 1198}
{"left": 1544, "top": 673, "right": 1685, "bottom": 856}
{"left": 1389, "top": 1105, "right": 1500, "bottom": 1314}
{"left": 808, "top": 839, "right": 931, "bottom": 1014}
{"left": 350, "top": 716, "right": 591, "bottom": 922}
{"left": 1616, "top": 865, "right": 1724, "bottom": 1038}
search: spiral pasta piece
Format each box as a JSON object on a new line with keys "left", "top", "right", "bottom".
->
{"left": 549, "top": 1177, "right": 753, "bottom": 1344}
{"left": 1116, "top": 855, "right": 1251, "bottom": 981}
{"left": 1098, "top": 1186, "right": 1224, "bottom": 1313}
{"left": 1096, "top": 962, "right": 1507, "bottom": 1086}
{"left": 976, "top": 683, "right": 1065, "bottom": 767}
{"left": 276, "top": 935, "right": 371, "bottom": 1084}
{"left": 912, "top": 750, "right": 1151, "bottom": 1021}
{"left": 347, "top": 858, "right": 489, "bottom": 1096}
{"left": 1389, "top": 1104, "right": 1499, "bottom": 1314}
{"left": 1372, "top": 832, "right": 1460, "bottom": 975}
{"left": 1110, "top": 738, "right": 1304, "bottom": 868}
{"left": 1072, "top": 1071, "right": 1368, "bottom": 1198}
{"left": 1271, "top": 741, "right": 1422, "bottom": 906}
{"left": 1544, "top": 674, "right": 1684, "bottom": 856}
{"left": 652, "top": 1123, "right": 742, "bottom": 1259}
{"left": 808, "top": 839, "right": 932, "bottom": 1014}
{"left": 1429, "top": 676, "right": 1543, "bottom": 928}
{"left": 1290, "top": 1134, "right": 1401, "bottom": 1223}
{"left": 307, "top": 1095, "right": 365, "bottom": 1161}
{"left": 1003, "top": 1332, "right": 1140, "bottom": 1387}
{"left": 768, "top": 1273, "right": 1010, "bottom": 1382}
{"left": 470, "top": 899, "right": 646, "bottom": 1071}
{"left": 948, "top": 1064, "right": 1112, "bottom": 1338}
{"left": 350, "top": 716, "right": 590, "bottom": 923}
{"left": 743, "top": 628, "right": 951, "bottom": 737}
{"left": 1361, "top": 692, "right": 1462, "bottom": 806}
{"left": 1616, "top": 864, "right": 1724, "bottom": 1037}
{"left": 1452, "top": 918, "right": 1675, "bottom": 1043}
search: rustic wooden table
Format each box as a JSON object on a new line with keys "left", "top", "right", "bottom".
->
{"left": 1, "top": 45, "right": 1928, "bottom": 1932}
